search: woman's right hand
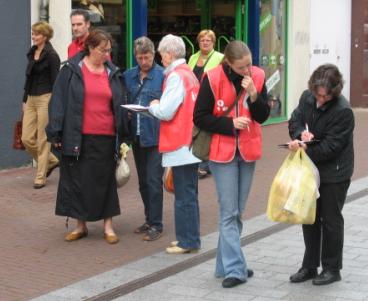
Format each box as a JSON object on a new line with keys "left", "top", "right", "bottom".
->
{"left": 301, "top": 130, "right": 314, "bottom": 142}
{"left": 233, "top": 116, "right": 251, "bottom": 130}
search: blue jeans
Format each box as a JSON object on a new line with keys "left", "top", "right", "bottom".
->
{"left": 172, "top": 163, "right": 201, "bottom": 249}
{"left": 209, "top": 155, "right": 255, "bottom": 280}
{"left": 132, "top": 142, "right": 164, "bottom": 231}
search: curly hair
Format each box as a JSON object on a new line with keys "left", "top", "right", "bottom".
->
{"left": 308, "top": 64, "right": 344, "bottom": 97}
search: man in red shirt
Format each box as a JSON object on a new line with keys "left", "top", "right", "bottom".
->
{"left": 68, "top": 9, "right": 90, "bottom": 58}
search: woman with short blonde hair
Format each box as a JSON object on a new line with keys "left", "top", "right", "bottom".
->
{"left": 22, "top": 21, "right": 60, "bottom": 189}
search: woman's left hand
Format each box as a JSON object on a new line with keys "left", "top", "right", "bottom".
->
{"left": 288, "top": 140, "right": 307, "bottom": 152}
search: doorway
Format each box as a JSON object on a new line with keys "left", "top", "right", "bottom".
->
{"left": 351, "top": 0, "right": 368, "bottom": 107}
{"left": 147, "top": 0, "right": 241, "bottom": 60}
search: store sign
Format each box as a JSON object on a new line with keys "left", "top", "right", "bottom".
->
{"left": 266, "top": 70, "right": 281, "bottom": 92}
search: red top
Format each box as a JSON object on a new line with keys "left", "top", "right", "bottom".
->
{"left": 81, "top": 63, "right": 115, "bottom": 136}
{"left": 68, "top": 38, "right": 85, "bottom": 58}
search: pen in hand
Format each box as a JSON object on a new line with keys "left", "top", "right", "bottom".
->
{"left": 302, "top": 123, "right": 314, "bottom": 142}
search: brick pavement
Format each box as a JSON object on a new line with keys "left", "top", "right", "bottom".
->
{"left": 0, "top": 109, "right": 367, "bottom": 301}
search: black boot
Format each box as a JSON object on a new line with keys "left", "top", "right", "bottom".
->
{"left": 312, "top": 270, "right": 341, "bottom": 285}
{"left": 290, "top": 268, "right": 317, "bottom": 283}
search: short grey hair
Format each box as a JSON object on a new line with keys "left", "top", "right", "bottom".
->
{"left": 134, "top": 36, "right": 155, "bottom": 54}
{"left": 158, "top": 34, "right": 186, "bottom": 59}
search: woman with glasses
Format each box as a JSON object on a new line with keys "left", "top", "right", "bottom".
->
{"left": 193, "top": 41, "right": 270, "bottom": 288}
{"left": 47, "top": 29, "right": 128, "bottom": 244}
{"left": 188, "top": 29, "right": 224, "bottom": 179}
{"left": 288, "top": 64, "right": 354, "bottom": 285}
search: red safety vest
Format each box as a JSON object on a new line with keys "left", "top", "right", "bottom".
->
{"left": 159, "top": 64, "right": 200, "bottom": 153}
{"left": 207, "top": 65, "right": 265, "bottom": 162}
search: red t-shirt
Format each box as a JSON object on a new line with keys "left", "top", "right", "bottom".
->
{"left": 81, "top": 63, "right": 115, "bottom": 136}
{"left": 68, "top": 38, "right": 85, "bottom": 58}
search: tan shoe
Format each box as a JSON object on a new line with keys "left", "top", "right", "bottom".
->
{"left": 170, "top": 241, "right": 179, "bottom": 247}
{"left": 65, "top": 229, "right": 88, "bottom": 242}
{"left": 104, "top": 233, "right": 119, "bottom": 244}
{"left": 166, "top": 246, "right": 199, "bottom": 254}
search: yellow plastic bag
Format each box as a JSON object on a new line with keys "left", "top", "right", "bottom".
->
{"left": 267, "top": 148, "right": 320, "bottom": 224}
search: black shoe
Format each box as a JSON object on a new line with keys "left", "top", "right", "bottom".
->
{"left": 198, "top": 169, "right": 209, "bottom": 179}
{"left": 222, "top": 277, "right": 246, "bottom": 288}
{"left": 143, "top": 227, "right": 162, "bottom": 241}
{"left": 247, "top": 269, "right": 254, "bottom": 278}
{"left": 312, "top": 270, "right": 341, "bottom": 285}
{"left": 289, "top": 268, "right": 317, "bottom": 283}
{"left": 134, "top": 223, "right": 150, "bottom": 234}
{"left": 33, "top": 183, "right": 45, "bottom": 189}
{"left": 46, "top": 163, "right": 59, "bottom": 178}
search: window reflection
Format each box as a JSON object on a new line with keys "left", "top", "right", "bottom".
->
{"left": 259, "top": 0, "right": 286, "bottom": 118}
{"left": 72, "top": 0, "right": 126, "bottom": 69}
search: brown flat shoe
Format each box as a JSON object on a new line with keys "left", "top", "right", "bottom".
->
{"left": 104, "top": 233, "right": 119, "bottom": 244}
{"left": 65, "top": 229, "right": 88, "bottom": 242}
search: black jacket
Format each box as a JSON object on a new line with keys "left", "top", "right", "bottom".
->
{"left": 23, "top": 41, "right": 60, "bottom": 102}
{"left": 46, "top": 52, "right": 128, "bottom": 157}
{"left": 288, "top": 90, "right": 354, "bottom": 183}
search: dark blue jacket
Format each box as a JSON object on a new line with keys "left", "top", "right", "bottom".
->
{"left": 123, "top": 63, "right": 164, "bottom": 147}
{"left": 46, "top": 52, "right": 128, "bottom": 157}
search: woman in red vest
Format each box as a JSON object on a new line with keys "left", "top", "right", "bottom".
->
{"left": 194, "top": 41, "right": 270, "bottom": 288}
{"left": 149, "top": 34, "right": 201, "bottom": 254}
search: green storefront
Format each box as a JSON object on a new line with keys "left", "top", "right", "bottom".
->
{"left": 72, "top": 0, "right": 287, "bottom": 122}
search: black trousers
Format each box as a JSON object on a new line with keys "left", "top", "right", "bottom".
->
{"left": 302, "top": 180, "right": 350, "bottom": 271}
{"left": 132, "top": 140, "right": 164, "bottom": 231}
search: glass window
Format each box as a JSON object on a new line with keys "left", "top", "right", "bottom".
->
{"left": 259, "top": 0, "right": 286, "bottom": 118}
{"left": 210, "top": 0, "right": 236, "bottom": 52}
{"left": 72, "top": 0, "right": 127, "bottom": 69}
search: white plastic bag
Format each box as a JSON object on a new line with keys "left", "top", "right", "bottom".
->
{"left": 116, "top": 143, "right": 130, "bottom": 188}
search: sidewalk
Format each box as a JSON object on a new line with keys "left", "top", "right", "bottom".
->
{"left": 0, "top": 109, "right": 367, "bottom": 301}
{"left": 31, "top": 177, "right": 368, "bottom": 301}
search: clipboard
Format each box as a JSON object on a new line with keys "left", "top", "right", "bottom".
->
{"left": 121, "top": 104, "right": 153, "bottom": 118}
{"left": 278, "top": 140, "right": 320, "bottom": 148}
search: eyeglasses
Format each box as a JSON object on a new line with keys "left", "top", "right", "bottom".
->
{"left": 97, "top": 47, "right": 112, "bottom": 54}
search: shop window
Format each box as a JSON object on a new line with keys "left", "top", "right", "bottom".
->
{"left": 211, "top": 0, "right": 236, "bottom": 52}
{"left": 148, "top": 0, "right": 201, "bottom": 61}
{"left": 259, "top": 0, "right": 286, "bottom": 118}
{"left": 72, "top": 0, "right": 127, "bottom": 69}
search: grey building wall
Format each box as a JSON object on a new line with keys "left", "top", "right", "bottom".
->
{"left": 0, "top": 1, "right": 31, "bottom": 169}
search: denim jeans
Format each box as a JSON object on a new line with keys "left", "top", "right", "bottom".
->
{"left": 209, "top": 154, "right": 255, "bottom": 280}
{"left": 172, "top": 163, "right": 201, "bottom": 249}
{"left": 132, "top": 141, "right": 164, "bottom": 231}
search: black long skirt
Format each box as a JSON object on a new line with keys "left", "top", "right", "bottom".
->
{"left": 55, "top": 135, "right": 120, "bottom": 221}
